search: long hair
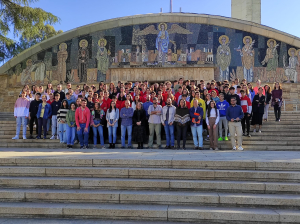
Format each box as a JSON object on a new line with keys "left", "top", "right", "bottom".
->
{"left": 61, "top": 99, "right": 69, "bottom": 109}
{"left": 178, "top": 99, "right": 187, "bottom": 109}
{"left": 93, "top": 102, "right": 102, "bottom": 112}
{"left": 207, "top": 100, "right": 218, "bottom": 118}
{"left": 108, "top": 101, "right": 116, "bottom": 113}
{"left": 69, "top": 102, "right": 77, "bottom": 110}
{"left": 264, "top": 85, "right": 271, "bottom": 94}
{"left": 273, "top": 82, "right": 282, "bottom": 90}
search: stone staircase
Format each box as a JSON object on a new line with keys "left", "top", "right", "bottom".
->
{"left": 0, "top": 156, "right": 298, "bottom": 223}
{"left": 1, "top": 111, "right": 300, "bottom": 150}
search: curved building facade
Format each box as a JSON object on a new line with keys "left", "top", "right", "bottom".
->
{"left": 1, "top": 13, "right": 300, "bottom": 87}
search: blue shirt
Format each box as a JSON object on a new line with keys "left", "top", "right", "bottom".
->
{"left": 226, "top": 105, "right": 244, "bottom": 121}
{"left": 143, "top": 101, "right": 153, "bottom": 117}
{"left": 66, "top": 98, "right": 75, "bottom": 107}
{"left": 216, "top": 100, "right": 229, "bottom": 117}
{"left": 120, "top": 107, "right": 134, "bottom": 126}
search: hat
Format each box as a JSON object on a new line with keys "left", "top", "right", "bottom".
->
{"left": 153, "top": 97, "right": 158, "bottom": 101}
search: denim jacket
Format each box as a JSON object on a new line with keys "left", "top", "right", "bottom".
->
{"left": 37, "top": 103, "right": 52, "bottom": 119}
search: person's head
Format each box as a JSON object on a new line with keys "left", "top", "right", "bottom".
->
{"left": 235, "top": 78, "right": 239, "bottom": 85}
{"left": 146, "top": 95, "right": 151, "bottom": 102}
{"left": 178, "top": 87, "right": 182, "bottom": 93}
{"left": 179, "top": 99, "right": 186, "bottom": 108}
{"left": 209, "top": 100, "right": 216, "bottom": 108}
{"left": 110, "top": 100, "right": 116, "bottom": 109}
{"left": 264, "top": 84, "right": 271, "bottom": 94}
{"left": 81, "top": 99, "right": 87, "bottom": 108}
{"left": 256, "top": 79, "right": 261, "bottom": 87}
{"left": 47, "top": 83, "right": 52, "bottom": 89}
{"left": 62, "top": 100, "right": 68, "bottom": 109}
{"left": 66, "top": 83, "right": 71, "bottom": 89}
{"left": 274, "top": 82, "right": 281, "bottom": 90}
{"left": 166, "top": 98, "right": 172, "bottom": 105}
{"left": 35, "top": 93, "right": 41, "bottom": 100}
{"left": 76, "top": 98, "right": 81, "bottom": 106}
{"left": 179, "top": 78, "right": 183, "bottom": 85}
{"left": 240, "top": 89, "right": 245, "bottom": 97}
{"left": 193, "top": 99, "right": 198, "bottom": 108}
{"left": 70, "top": 102, "right": 76, "bottom": 110}
{"left": 230, "top": 97, "right": 237, "bottom": 106}
{"left": 94, "top": 102, "right": 100, "bottom": 110}
{"left": 236, "top": 86, "right": 241, "bottom": 93}
{"left": 66, "top": 93, "right": 70, "bottom": 99}
{"left": 224, "top": 86, "right": 229, "bottom": 92}
{"left": 182, "top": 94, "right": 187, "bottom": 101}
{"left": 247, "top": 82, "right": 253, "bottom": 90}
{"left": 229, "top": 87, "right": 235, "bottom": 94}
{"left": 206, "top": 94, "right": 211, "bottom": 101}
{"left": 136, "top": 102, "right": 142, "bottom": 110}
{"left": 219, "top": 93, "right": 224, "bottom": 101}
{"left": 126, "top": 94, "right": 132, "bottom": 101}
{"left": 206, "top": 82, "right": 211, "bottom": 89}
{"left": 41, "top": 95, "right": 47, "bottom": 102}
{"left": 195, "top": 91, "right": 200, "bottom": 99}
{"left": 211, "top": 90, "right": 217, "bottom": 98}
{"left": 211, "top": 83, "right": 215, "bottom": 89}
{"left": 125, "top": 100, "right": 130, "bottom": 108}
{"left": 49, "top": 93, "right": 54, "bottom": 100}
{"left": 134, "top": 95, "right": 139, "bottom": 102}
{"left": 87, "top": 95, "right": 93, "bottom": 102}
{"left": 21, "top": 91, "right": 26, "bottom": 98}
{"left": 258, "top": 87, "right": 263, "bottom": 95}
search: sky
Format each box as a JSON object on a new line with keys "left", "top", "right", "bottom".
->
{"left": 8, "top": 0, "right": 300, "bottom": 39}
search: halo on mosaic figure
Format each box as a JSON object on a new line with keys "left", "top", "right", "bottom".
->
{"left": 98, "top": 38, "right": 107, "bottom": 47}
{"left": 219, "top": 35, "right": 229, "bottom": 45}
{"left": 59, "top": 43, "right": 67, "bottom": 50}
{"left": 288, "top": 48, "right": 297, "bottom": 57}
{"left": 158, "top": 23, "right": 168, "bottom": 31}
{"left": 79, "top": 39, "right": 88, "bottom": 48}
{"left": 267, "top": 39, "right": 276, "bottom": 48}
{"left": 26, "top": 59, "right": 32, "bottom": 66}
{"left": 243, "top": 36, "right": 253, "bottom": 45}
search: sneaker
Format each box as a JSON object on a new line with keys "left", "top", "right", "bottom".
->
{"left": 198, "top": 147, "right": 204, "bottom": 150}
{"left": 157, "top": 145, "right": 163, "bottom": 149}
{"left": 247, "top": 133, "right": 251, "bottom": 137}
{"left": 67, "top": 145, "right": 70, "bottom": 149}
{"left": 227, "top": 133, "right": 231, "bottom": 137}
{"left": 80, "top": 146, "right": 84, "bottom": 149}
{"left": 33, "top": 125, "right": 36, "bottom": 128}
{"left": 121, "top": 146, "right": 125, "bottom": 149}
{"left": 74, "top": 140, "right": 79, "bottom": 144}
{"left": 194, "top": 146, "right": 199, "bottom": 150}
{"left": 205, "top": 137, "right": 209, "bottom": 141}
{"left": 93, "top": 145, "right": 97, "bottom": 149}
{"left": 215, "top": 148, "right": 219, "bottom": 151}
{"left": 253, "top": 129, "right": 257, "bottom": 133}
{"left": 209, "top": 148, "right": 213, "bottom": 150}
{"left": 170, "top": 146, "right": 175, "bottom": 150}
{"left": 28, "top": 135, "right": 33, "bottom": 139}
{"left": 242, "top": 133, "right": 246, "bottom": 136}
{"left": 259, "top": 129, "right": 262, "bottom": 133}
{"left": 36, "top": 136, "right": 41, "bottom": 139}
{"left": 224, "top": 137, "right": 229, "bottom": 141}
{"left": 217, "top": 137, "right": 223, "bottom": 141}
{"left": 12, "top": 136, "right": 19, "bottom": 140}
{"left": 22, "top": 136, "right": 26, "bottom": 140}
{"left": 182, "top": 147, "right": 186, "bottom": 150}
{"left": 128, "top": 146, "right": 133, "bottom": 149}
{"left": 69, "top": 145, "right": 73, "bottom": 149}
{"left": 232, "top": 146, "right": 237, "bottom": 150}
{"left": 50, "top": 135, "right": 56, "bottom": 140}
{"left": 238, "top": 146, "right": 244, "bottom": 151}
{"left": 102, "top": 145, "right": 106, "bottom": 149}
{"left": 56, "top": 135, "right": 59, "bottom": 140}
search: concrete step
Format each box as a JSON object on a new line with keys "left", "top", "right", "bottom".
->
{"left": 0, "top": 202, "right": 298, "bottom": 223}
{"left": 0, "top": 176, "right": 299, "bottom": 194}
{"left": 0, "top": 166, "right": 300, "bottom": 182}
{"left": 0, "top": 188, "right": 299, "bottom": 209}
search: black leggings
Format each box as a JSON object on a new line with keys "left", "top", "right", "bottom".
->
{"left": 242, "top": 113, "right": 250, "bottom": 134}
{"left": 29, "top": 115, "right": 38, "bottom": 135}
{"left": 274, "top": 105, "right": 281, "bottom": 120}
{"left": 176, "top": 124, "right": 188, "bottom": 148}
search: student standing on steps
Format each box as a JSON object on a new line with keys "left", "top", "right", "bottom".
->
{"left": 148, "top": 97, "right": 163, "bottom": 149}
{"left": 206, "top": 100, "right": 220, "bottom": 151}
{"left": 251, "top": 87, "right": 265, "bottom": 133}
{"left": 75, "top": 99, "right": 91, "bottom": 149}
{"left": 174, "top": 99, "right": 190, "bottom": 150}
{"left": 132, "top": 102, "right": 147, "bottom": 149}
{"left": 12, "top": 91, "right": 30, "bottom": 140}
{"left": 66, "top": 102, "right": 77, "bottom": 149}
{"left": 263, "top": 85, "right": 272, "bottom": 121}
{"left": 57, "top": 100, "right": 69, "bottom": 144}
{"left": 216, "top": 93, "right": 229, "bottom": 141}
{"left": 161, "top": 98, "right": 176, "bottom": 149}
{"left": 106, "top": 101, "right": 119, "bottom": 149}
{"left": 91, "top": 102, "right": 106, "bottom": 149}
{"left": 240, "top": 90, "right": 252, "bottom": 137}
{"left": 189, "top": 99, "right": 204, "bottom": 150}
{"left": 50, "top": 94, "right": 61, "bottom": 140}
{"left": 28, "top": 93, "right": 42, "bottom": 139}
{"left": 226, "top": 98, "right": 244, "bottom": 151}
{"left": 271, "top": 82, "right": 283, "bottom": 122}
{"left": 120, "top": 100, "right": 134, "bottom": 149}
{"left": 36, "top": 95, "right": 52, "bottom": 139}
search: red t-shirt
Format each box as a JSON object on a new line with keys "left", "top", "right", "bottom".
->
{"left": 103, "top": 97, "right": 112, "bottom": 109}
{"left": 99, "top": 101, "right": 108, "bottom": 113}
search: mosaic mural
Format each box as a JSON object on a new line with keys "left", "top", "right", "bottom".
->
{"left": 5, "top": 22, "right": 300, "bottom": 86}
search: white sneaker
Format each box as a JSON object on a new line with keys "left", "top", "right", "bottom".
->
{"left": 23, "top": 136, "right": 27, "bottom": 140}
{"left": 253, "top": 129, "right": 256, "bottom": 133}
{"left": 209, "top": 148, "right": 213, "bottom": 150}
{"left": 259, "top": 130, "right": 262, "bottom": 133}
{"left": 238, "top": 146, "right": 244, "bottom": 151}
{"left": 232, "top": 146, "right": 237, "bottom": 150}
{"left": 12, "top": 136, "right": 19, "bottom": 140}
{"left": 56, "top": 135, "right": 59, "bottom": 140}
{"left": 228, "top": 133, "right": 231, "bottom": 137}
{"left": 50, "top": 135, "right": 56, "bottom": 140}
{"left": 215, "top": 148, "right": 219, "bottom": 151}
{"left": 235, "top": 133, "right": 237, "bottom": 137}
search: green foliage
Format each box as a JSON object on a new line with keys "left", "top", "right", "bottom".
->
{"left": 0, "top": 0, "right": 61, "bottom": 62}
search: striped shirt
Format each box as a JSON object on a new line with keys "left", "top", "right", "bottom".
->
{"left": 57, "top": 108, "right": 69, "bottom": 123}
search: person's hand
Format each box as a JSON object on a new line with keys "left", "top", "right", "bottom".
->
{"left": 236, "top": 117, "right": 240, "bottom": 121}
{"left": 198, "top": 116, "right": 201, "bottom": 120}
{"left": 25, "top": 116, "right": 28, "bottom": 119}
{"left": 162, "top": 123, "right": 165, "bottom": 126}
{"left": 14, "top": 116, "right": 17, "bottom": 118}
{"left": 208, "top": 126, "right": 211, "bottom": 130}
{"left": 231, "top": 118, "right": 234, "bottom": 122}
{"left": 248, "top": 114, "right": 251, "bottom": 117}
{"left": 169, "top": 122, "right": 173, "bottom": 125}
{"left": 84, "top": 127, "right": 88, "bottom": 133}
{"left": 213, "top": 124, "right": 216, "bottom": 129}
{"left": 77, "top": 126, "right": 80, "bottom": 131}
{"left": 264, "top": 102, "right": 266, "bottom": 106}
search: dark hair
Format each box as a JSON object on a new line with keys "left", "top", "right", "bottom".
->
{"left": 273, "top": 82, "right": 282, "bottom": 90}
{"left": 69, "top": 102, "right": 77, "bottom": 110}
{"left": 207, "top": 100, "right": 218, "bottom": 118}
{"left": 61, "top": 100, "right": 69, "bottom": 109}
{"left": 240, "top": 90, "right": 245, "bottom": 93}
{"left": 264, "top": 85, "right": 271, "bottom": 94}
{"left": 108, "top": 101, "right": 117, "bottom": 113}
{"left": 178, "top": 99, "right": 187, "bottom": 108}
{"left": 229, "top": 87, "right": 235, "bottom": 90}
{"left": 36, "top": 93, "right": 41, "bottom": 96}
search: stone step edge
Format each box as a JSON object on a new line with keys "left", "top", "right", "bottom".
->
{"left": 0, "top": 188, "right": 299, "bottom": 209}
{"left": 0, "top": 202, "right": 297, "bottom": 223}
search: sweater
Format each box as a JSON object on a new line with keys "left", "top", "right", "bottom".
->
{"left": 14, "top": 98, "right": 30, "bottom": 117}
{"left": 66, "top": 110, "right": 76, "bottom": 126}
{"left": 51, "top": 100, "right": 61, "bottom": 116}
{"left": 174, "top": 108, "right": 190, "bottom": 125}
{"left": 75, "top": 107, "right": 91, "bottom": 128}
{"left": 216, "top": 100, "right": 230, "bottom": 117}
{"left": 240, "top": 96, "right": 252, "bottom": 114}
{"left": 57, "top": 108, "right": 69, "bottom": 123}
{"left": 120, "top": 107, "right": 134, "bottom": 126}
{"left": 226, "top": 105, "right": 244, "bottom": 121}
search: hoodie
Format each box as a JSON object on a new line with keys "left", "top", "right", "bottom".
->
{"left": 14, "top": 97, "right": 30, "bottom": 117}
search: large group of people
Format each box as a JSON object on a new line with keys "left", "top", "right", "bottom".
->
{"left": 13, "top": 78, "right": 283, "bottom": 151}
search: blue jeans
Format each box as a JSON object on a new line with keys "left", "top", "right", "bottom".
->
{"left": 66, "top": 122, "right": 76, "bottom": 145}
{"left": 164, "top": 120, "right": 174, "bottom": 146}
{"left": 16, "top": 116, "right": 27, "bottom": 137}
{"left": 108, "top": 126, "right": 117, "bottom": 143}
{"left": 52, "top": 115, "right": 58, "bottom": 136}
{"left": 191, "top": 125, "right": 203, "bottom": 147}
{"left": 77, "top": 123, "right": 90, "bottom": 147}
{"left": 92, "top": 120, "right": 104, "bottom": 146}
{"left": 58, "top": 123, "right": 67, "bottom": 143}
{"left": 121, "top": 125, "right": 132, "bottom": 147}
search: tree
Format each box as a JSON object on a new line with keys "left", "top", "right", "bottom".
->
{"left": 0, "top": 0, "right": 60, "bottom": 62}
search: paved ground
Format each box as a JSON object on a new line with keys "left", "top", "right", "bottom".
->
{"left": 0, "top": 148, "right": 299, "bottom": 163}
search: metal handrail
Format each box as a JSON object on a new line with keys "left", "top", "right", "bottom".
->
{"left": 283, "top": 100, "right": 300, "bottom": 111}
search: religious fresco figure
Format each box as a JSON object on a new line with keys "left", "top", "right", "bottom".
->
{"left": 217, "top": 35, "right": 231, "bottom": 81}
{"left": 137, "top": 23, "right": 192, "bottom": 65}
{"left": 283, "top": 48, "right": 299, "bottom": 83}
{"left": 57, "top": 43, "right": 68, "bottom": 84}
{"left": 20, "top": 59, "right": 45, "bottom": 85}
{"left": 96, "top": 38, "right": 110, "bottom": 82}
{"left": 236, "top": 36, "right": 255, "bottom": 82}
{"left": 78, "top": 39, "right": 89, "bottom": 83}
{"left": 261, "top": 39, "right": 279, "bottom": 82}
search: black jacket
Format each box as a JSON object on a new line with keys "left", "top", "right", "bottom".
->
{"left": 51, "top": 100, "right": 61, "bottom": 116}
{"left": 252, "top": 95, "right": 265, "bottom": 114}
{"left": 29, "top": 100, "right": 42, "bottom": 116}
{"left": 226, "top": 94, "right": 241, "bottom": 106}
{"left": 54, "top": 91, "right": 65, "bottom": 101}
{"left": 265, "top": 92, "right": 272, "bottom": 104}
